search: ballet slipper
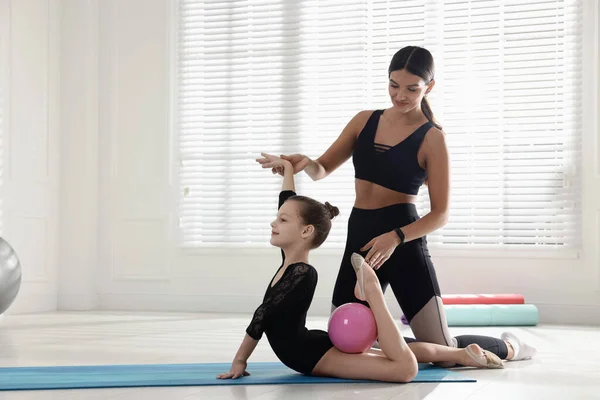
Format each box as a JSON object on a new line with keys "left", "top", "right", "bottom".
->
{"left": 465, "top": 344, "right": 504, "bottom": 369}
{"left": 350, "top": 253, "right": 367, "bottom": 301}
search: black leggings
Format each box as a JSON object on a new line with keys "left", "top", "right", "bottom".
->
{"left": 331, "top": 203, "right": 508, "bottom": 361}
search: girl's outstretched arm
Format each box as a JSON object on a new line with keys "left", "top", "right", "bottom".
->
{"left": 281, "top": 159, "right": 295, "bottom": 192}
{"left": 217, "top": 334, "right": 258, "bottom": 380}
{"left": 256, "top": 152, "right": 295, "bottom": 192}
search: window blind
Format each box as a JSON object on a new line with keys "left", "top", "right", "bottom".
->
{"left": 176, "top": 0, "right": 582, "bottom": 251}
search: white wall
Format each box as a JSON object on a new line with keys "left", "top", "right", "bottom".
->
{"left": 57, "top": 0, "right": 99, "bottom": 310}
{"left": 58, "top": 0, "right": 600, "bottom": 326}
{"left": 97, "top": 0, "right": 176, "bottom": 305}
{"left": 0, "top": 0, "right": 60, "bottom": 314}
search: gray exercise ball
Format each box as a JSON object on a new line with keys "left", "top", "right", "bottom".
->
{"left": 0, "top": 237, "right": 22, "bottom": 315}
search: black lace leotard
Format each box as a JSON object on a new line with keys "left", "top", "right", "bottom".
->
{"left": 245, "top": 190, "right": 334, "bottom": 375}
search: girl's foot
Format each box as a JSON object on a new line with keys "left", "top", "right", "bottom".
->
{"left": 351, "top": 253, "right": 381, "bottom": 301}
{"left": 351, "top": 253, "right": 367, "bottom": 301}
{"left": 461, "top": 344, "right": 504, "bottom": 369}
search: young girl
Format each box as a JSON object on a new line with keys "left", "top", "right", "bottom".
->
{"left": 217, "top": 153, "right": 503, "bottom": 383}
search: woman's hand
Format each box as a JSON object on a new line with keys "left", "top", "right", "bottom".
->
{"left": 256, "top": 153, "right": 292, "bottom": 175}
{"left": 216, "top": 360, "right": 250, "bottom": 380}
{"left": 360, "top": 231, "right": 402, "bottom": 270}
{"left": 278, "top": 154, "right": 311, "bottom": 175}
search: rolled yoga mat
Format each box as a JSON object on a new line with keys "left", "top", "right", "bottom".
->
{"left": 444, "top": 304, "right": 539, "bottom": 326}
{"left": 441, "top": 294, "right": 525, "bottom": 305}
{"left": 401, "top": 304, "right": 539, "bottom": 326}
{"left": 0, "top": 362, "right": 475, "bottom": 391}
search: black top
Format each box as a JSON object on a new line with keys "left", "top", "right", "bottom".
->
{"left": 353, "top": 109, "right": 431, "bottom": 195}
{"left": 245, "top": 190, "right": 334, "bottom": 375}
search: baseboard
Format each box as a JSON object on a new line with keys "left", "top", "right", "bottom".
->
{"left": 534, "top": 303, "right": 600, "bottom": 326}
{"left": 7, "top": 294, "right": 57, "bottom": 315}
{"left": 98, "top": 293, "right": 273, "bottom": 314}
{"left": 97, "top": 294, "right": 600, "bottom": 326}
{"left": 58, "top": 294, "right": 99, "bottom": 311}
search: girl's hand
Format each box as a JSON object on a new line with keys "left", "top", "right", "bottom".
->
{"left": 216, "top": 360, "right": 250, "bottom": 380}
{"left": 256, "top": 153, "right": 292, "bottom": 173}
{"left": 360, "top": 231, "right": 402, "bottom": 270}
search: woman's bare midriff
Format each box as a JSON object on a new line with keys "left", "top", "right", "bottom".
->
{"left": 353, "top": 179, "right": 417, "bottom": 209}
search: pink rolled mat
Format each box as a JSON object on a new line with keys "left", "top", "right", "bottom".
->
{"left": 441, "top": 294, "right": 525, "bottom": 305}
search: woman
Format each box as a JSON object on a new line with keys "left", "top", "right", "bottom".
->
{"left": 267, "top": 46, "right": 536, "bottom": 364}
{"left": 218, "top": 153, "right": 503, "bottom": 383}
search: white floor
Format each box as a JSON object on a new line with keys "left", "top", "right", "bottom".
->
{"left": 0, "top": 312, "right": 599, "bottom": 399}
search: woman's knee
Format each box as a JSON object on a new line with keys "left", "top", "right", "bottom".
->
{"left": 332, "top": 277, "right": 360, "bottom": 306}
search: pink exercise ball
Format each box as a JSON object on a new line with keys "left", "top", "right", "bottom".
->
{"left": 328, "top": 303, "right": 378, "bottom": 354}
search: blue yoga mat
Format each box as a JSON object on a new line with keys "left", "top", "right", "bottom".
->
{"left": 0, "top": 362, "right": 475, "bottom": 391}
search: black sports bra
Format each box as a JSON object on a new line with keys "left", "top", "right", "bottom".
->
{"left": 352, "top": 110, "right": 431, "bottom": 195}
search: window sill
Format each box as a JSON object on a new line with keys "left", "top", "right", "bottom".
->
{"left": 179, "top": 244, "right": 580, "bottom": 260}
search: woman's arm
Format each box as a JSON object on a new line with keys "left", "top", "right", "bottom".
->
{"left": 280, "top": 110, "right": 371, "bottom": 181}
{"left": 399, "top": 128, "right": 450, "bottom": 243}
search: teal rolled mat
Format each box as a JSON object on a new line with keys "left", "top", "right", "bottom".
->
{"left": 444, "top": 304, "right": 539, "bottom": 326}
